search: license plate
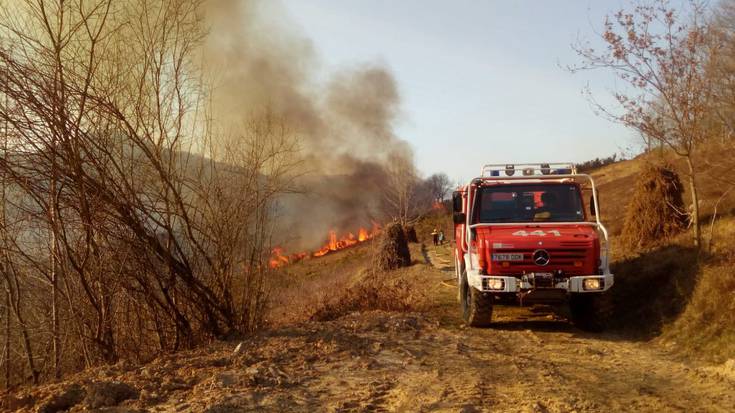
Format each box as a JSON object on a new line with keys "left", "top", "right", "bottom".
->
{"left": 492, "top": 253, "right": 524, "bottom": 261}
{"left": 533, "top": 272, "right": 554, "bottom": 279}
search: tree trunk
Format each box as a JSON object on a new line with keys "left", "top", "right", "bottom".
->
{"left": 2, "top": 63, "right": 9, "bottom": 389}
{"left": 4, "top": 288, "right": 9, "bottom": 388}
{"left": 20, "top": 325, "right": 39, "bottom": 384}
{"left": 8, "top": 280, "right": 39, "bottom": 384}
{"left": 50, "top": 160, "right": 61, "bottom": 379}
{"left": 686, "top": 156, "right": 701, "bottom": 248}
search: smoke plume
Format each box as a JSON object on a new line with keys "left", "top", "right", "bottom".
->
{"left": 204, "top": 0, "right": 415, "bottom": 250}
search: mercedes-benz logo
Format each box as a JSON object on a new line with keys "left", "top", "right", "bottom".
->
{"left": 533, "top": 249, "right": 550, "bottom": 266}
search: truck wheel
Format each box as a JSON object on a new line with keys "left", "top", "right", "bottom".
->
{"left": 460, "top": 271, "right": 493, "bottom": 327}
{"left": 569, "top": 293, "right": 612, "bottom": 332}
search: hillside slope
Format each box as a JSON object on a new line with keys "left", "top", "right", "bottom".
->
{"left": 5, "top": 155, "right": 735, "bottom": 412}
{"left": 592, "top": 148, "right": 735, "bottom": 239}
{"left": 591, "top": 153, "right": 735, "bottom": 362}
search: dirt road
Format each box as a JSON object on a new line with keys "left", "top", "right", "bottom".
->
{"left": 9, "top": 244, "right": 735, "bottom": 413}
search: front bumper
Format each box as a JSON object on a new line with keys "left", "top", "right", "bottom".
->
{"left": 467, "top": 271, "right": 614, "bottom": 293}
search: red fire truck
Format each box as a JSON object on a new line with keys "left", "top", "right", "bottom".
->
{"left": 452, "top": 163, "right": 613, "bottom": 331}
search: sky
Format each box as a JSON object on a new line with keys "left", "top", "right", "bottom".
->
{"left": 277, "top": 0, "right": 642, "bottom": 183}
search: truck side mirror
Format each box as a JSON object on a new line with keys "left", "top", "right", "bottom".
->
{"left": 452, "top": 191, "right": 462, "bottom": 213}
{"left": 589, "top": 195, "right": 597, "bottom": 217}
{"left": 453, "top": 212, "right": 466, "bottom": 224}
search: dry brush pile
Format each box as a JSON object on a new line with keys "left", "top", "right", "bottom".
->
{"left": 620, "top": 163, "right": 688, "bottom": 250}
{"left": 376, "top": 223, "right": 412, "bottom": 271}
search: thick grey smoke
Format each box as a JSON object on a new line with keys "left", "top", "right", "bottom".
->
{"left": 204, "top": 0, "right": 414, "bottom": 250}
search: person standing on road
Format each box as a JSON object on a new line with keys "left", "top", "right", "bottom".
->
{"left": 431, "top": 228, "right": 439, "bottom": 246}
{"left": 438, "top": 230, "right": 445, "bottom": 245}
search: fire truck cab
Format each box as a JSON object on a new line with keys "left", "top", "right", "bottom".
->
{"left": 453, "top": 163, "right": 613, "bottom": 331}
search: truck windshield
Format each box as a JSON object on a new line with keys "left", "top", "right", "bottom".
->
{"left": 473, "top": 183, "right": 584, "bottom": 223}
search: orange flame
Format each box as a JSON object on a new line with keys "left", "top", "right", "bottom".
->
{"left": 329, "top": 230, "right": 337, "bottom": 251}
{"left": 270, "top": 225, "right": 381, "bottom": 267}
{"left": 269, "top": 247, "right": 290, "bottom": 269}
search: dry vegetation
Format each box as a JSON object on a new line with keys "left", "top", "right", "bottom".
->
{"left": 0, "top": 0, "right": 452, "bottom": 389}
{"left": 658, "top": 216, "right": 735, "bottom": 362}
{"left": 592, "top": 152, "right": 735, "bottom": 362}
{"left": 310, "top": 268, "right": 425, "bottom": 322}
{"left": 620, "top": 163, "right": 687, "bottom": 249}
{"left": 4, "top": 223, "right": 735, "bottom": 412}
{"left": 311, "top": 225, "right": 419, "bottom": 321}
{"left": 3, "top": 0, "right": 735, "bottom": 406}
{"left": 0, "top": 0, "right": 305, "bottom": 386}
{"left": 375, "top": 223, "right": 412, "bottom": 271}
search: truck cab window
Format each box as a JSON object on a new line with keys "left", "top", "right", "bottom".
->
{"left": 474, "top": 184, "right": 584, "bottom": 223}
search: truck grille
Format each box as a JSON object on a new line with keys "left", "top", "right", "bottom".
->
{"left": 494, "top": 248, "right": 587, "bottom": 268}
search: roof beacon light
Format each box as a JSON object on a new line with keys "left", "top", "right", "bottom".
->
{"left": 479, "top": 163, "right": 576, "bottom": 178}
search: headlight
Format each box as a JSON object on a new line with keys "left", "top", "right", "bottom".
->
{"left": 483, "top": 278, "right": 505, "bottom": 290}
{"left": 583, "top": 278, "right": 604, "bottom": 291}
{"left": 488, "top": 279, "right": 504, "bottom": 290}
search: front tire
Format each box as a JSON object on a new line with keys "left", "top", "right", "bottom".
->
{"left": 460, "top": 271, "right": 493, "bottom": 327}
{"left": 569, "top": 293, "right": 612, "bottom": 332}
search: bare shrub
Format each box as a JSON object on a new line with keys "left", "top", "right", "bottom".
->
{"left": 0, "top": 0, "right": 298, "bottom": 386}
{"left": 376, "top": 223, "right": 411, "bottom": 271}
{"left": 621, "top": 163, "right": 687, "bottom": 249}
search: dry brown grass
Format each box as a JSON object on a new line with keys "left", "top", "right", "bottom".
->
{"left": 608, "top": 212, "right": 735, "bottom": 361}
{"left": 580, "top": 154, "right": 735, "bottom": 361}
{"left": 310, "top": 268, "right": 426, "bottom": 322}
{"left": 266, "top": 241, "right": 379, "bottom": 326}
{"left": 267, "top": 233, "right": 426, "bottom": 325}
{"left": 595, "top": 146, "right": 735, "bottom": 231}
{"left": 590, "top": 158, "right": 642, "bottom": 236}
{"left": 656, "top": 216, "right": 735, "bottom": 362}
{"left": 609, "top": 237, "right": 700, "bottom": 338}
{"left": 660, "top": 261, "right": 735, "bottom": 362}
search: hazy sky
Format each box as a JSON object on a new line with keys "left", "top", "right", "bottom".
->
{"left": 278, "top": 1, "right": 640, "bottom": 182}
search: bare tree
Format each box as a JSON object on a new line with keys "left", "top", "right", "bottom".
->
{"left": 383, "top": 153, "right": 419, "bottom": 225}
{"left": 709, "top": 0, "right": 735, "bottom": 137}
{"left": 572, "top": 0, "right": 716, "bottom": 247}
{"left": 425, "top": 173, "right": 452, "bottom": 203}
{"left": 0, "top": 0, "right": 301, "bottom": 384}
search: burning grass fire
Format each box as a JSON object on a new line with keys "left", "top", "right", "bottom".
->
{"left": 269, "top": 224, "right": 380, "bottom": 269}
